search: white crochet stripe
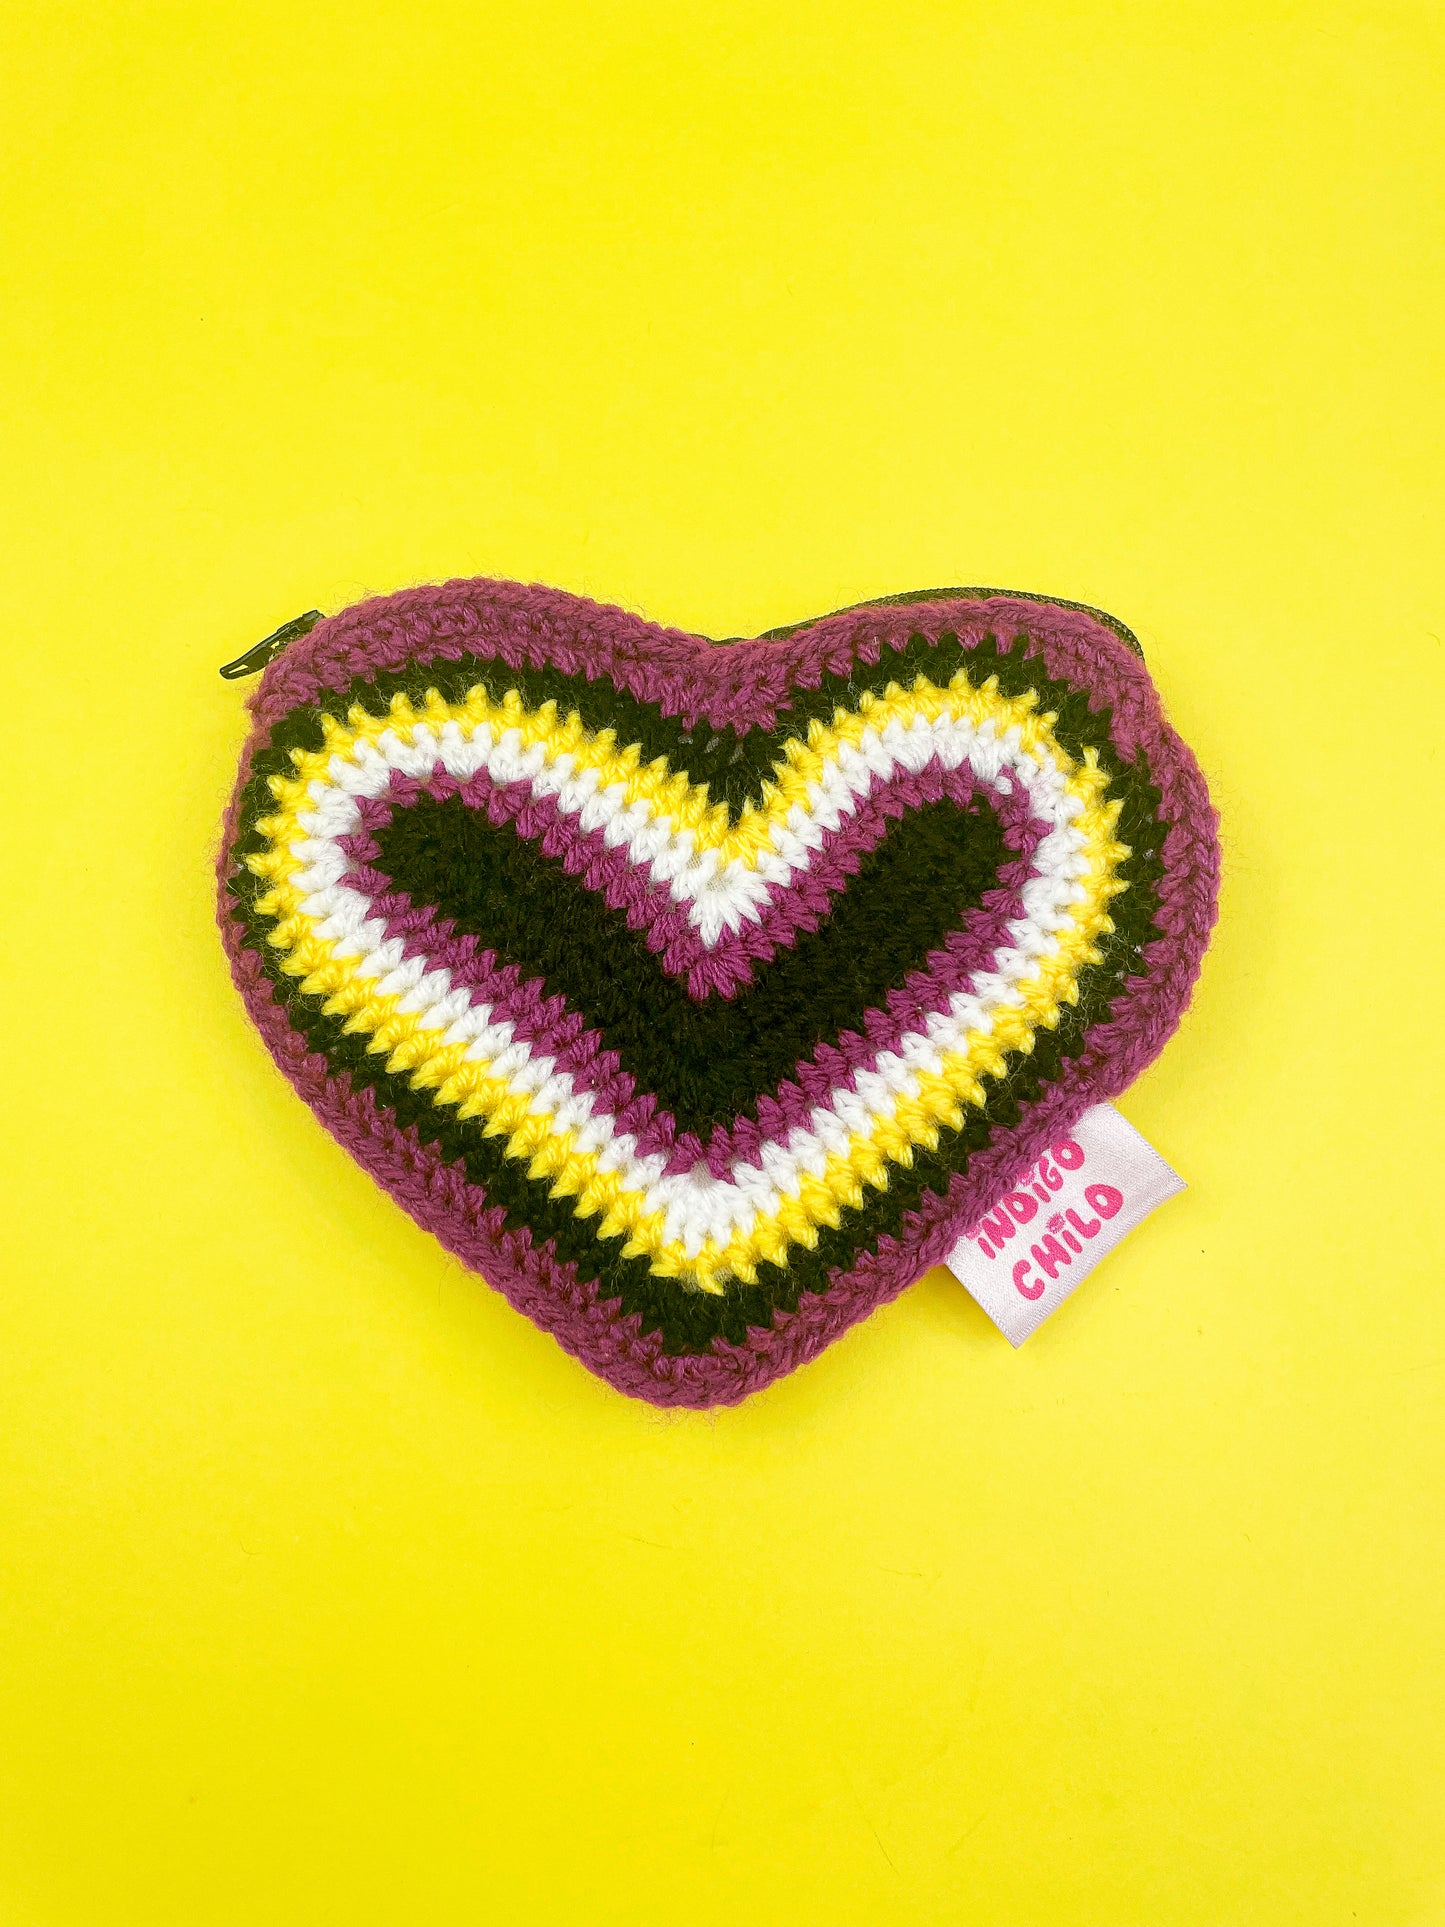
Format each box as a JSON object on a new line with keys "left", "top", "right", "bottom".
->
{"left": 286, "top": 708, "right": 1078, "bottom": 948}
{"left": 277, "top": 762, "right": 1098, "bottom": 1262}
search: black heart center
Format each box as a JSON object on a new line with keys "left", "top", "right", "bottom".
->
{"left": 370, "top": 791, "right": 1011, "bottom": 1140}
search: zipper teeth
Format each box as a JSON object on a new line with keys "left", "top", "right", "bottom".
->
{"left": 745, "top": 586, "right": 1144, "bottom": 658}
{"left": 221, "top": 588, "right": 1143, "bottom": 680}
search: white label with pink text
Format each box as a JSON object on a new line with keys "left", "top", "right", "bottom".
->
{"left": 941, "top": 1103, "right": 1184, "bottom": 1346}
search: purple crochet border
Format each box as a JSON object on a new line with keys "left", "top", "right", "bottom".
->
{"left": 218, "top": 579, "right": 1220, "bottom": 1407}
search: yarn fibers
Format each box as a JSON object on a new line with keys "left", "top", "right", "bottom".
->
{"left": 218, "top": 579, "right": 1219, "bottom": 1406}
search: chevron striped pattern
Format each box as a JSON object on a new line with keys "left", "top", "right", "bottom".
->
{"left": 219, "top": 581, "right": 1219, "bottom": 1404}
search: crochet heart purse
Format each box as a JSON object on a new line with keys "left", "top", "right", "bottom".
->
{"left": 218, "top": 579, "right": 1219, "bottom": 1405}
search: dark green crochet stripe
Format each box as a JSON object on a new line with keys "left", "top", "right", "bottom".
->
{"left": 225, "top": 618, "right": 1170, "bottom": 1352}
{"left": 231, "top": 773, "right": 1168, "bottom": 1090}
{"left": 224, "top": 627, "right": 1147, "bottom": 992}
{"left": 229, "top": 882, "right": 1148, "bottom": 1353}
{"left": 367, "top": 794, "right": 1009, "bottom": 1138}
{"left": 226, "top": 763, "right": 1166, "bottom": 1354}
{"left": 230, "top": 781, "right": 1011, "bottom": 1132}
{"left": 236, "top": 628, "right": 1133, "bottom": 820}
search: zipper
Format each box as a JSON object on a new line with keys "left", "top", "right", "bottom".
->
{"left": 219, "top": 587, "right": 1144, "bottom": 679}
{"left": 219, "top": 609, "right": 323, "bottom": 679}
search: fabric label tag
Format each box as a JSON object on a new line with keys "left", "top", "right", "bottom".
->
{"left": 941, "top": 1104, "right": 1185, "bottom": 1346}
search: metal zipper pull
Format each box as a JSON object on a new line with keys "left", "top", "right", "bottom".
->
{"left": 219, "top": 609, "right": 323, "bottom": 680}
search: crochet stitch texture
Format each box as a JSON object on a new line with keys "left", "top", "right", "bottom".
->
{"left": 218, "top": 578, "right": 1219, "bottom": 1405}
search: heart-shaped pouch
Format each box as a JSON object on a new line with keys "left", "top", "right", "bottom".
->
{"left": 218, "top": 579, "right": 1219, "bottom": 1405}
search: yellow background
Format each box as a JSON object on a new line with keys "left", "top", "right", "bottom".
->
{"left": 3, "top": 2, "right": 1442, "bottom": 1921}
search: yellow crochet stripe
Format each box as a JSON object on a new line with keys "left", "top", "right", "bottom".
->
{"left": 248, "top": 678, "right": 1128, "bottom": 1290}
{"left": 249, "top": 669, "right": 1083, "bottom": 872}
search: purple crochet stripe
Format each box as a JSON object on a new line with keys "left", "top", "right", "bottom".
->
{"left": 333, "top": 743, "right": 1041, "bottom": 973}
{"left": 336, "top": 758, "right": 1037, "bottom": 1000}
{"left": 221, "top": 907, "right": 1200, "bottom": 1407}
{"left": 250, "top": 578, "right": 1169, "bottom": 761}
{"left": 317, "top": 768, "right": 1045, "bottom": 1174}
{"left": 302, "top": 732, "right": 1046, "bottom": 999}
{"left": 222, "top": 580, "right": 1220, "bottom": 1407}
